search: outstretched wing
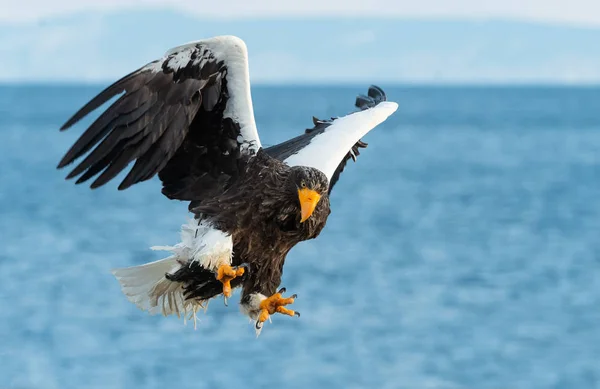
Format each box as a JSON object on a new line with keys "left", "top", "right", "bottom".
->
{"left": 57, "top": 35, "right": 261, "bottom": 199}
{"left": 264, "top": 86, "right": 397, "bottom": 194}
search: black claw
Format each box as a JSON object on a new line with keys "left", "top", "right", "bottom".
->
{"left": 294, "top": 311, "right": 301, "bottom": 318}
{"left": 223, "top": 296, "right": 228, "bottom": 307}
{"left": 255, "top": 320, "right": 263, "bottom": 330}
{"left": 233, "top": 263, "right": 250, "bottom": 272}
{"left": 291, "top": 294, "right": 298, "bottom": 299}
{"left": 278, "top": 287, "right": 286, "bottom": 294}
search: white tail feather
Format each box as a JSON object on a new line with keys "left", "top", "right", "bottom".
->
{"left": 111, "top": 218, "right": 233, "bottom": 328}
{"left": 111, "top": 256, "right": 186, "bottom": 316}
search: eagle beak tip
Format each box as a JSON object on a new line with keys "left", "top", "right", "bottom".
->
{"left": 298, "top": 188, "right": 321, "bottom": 223}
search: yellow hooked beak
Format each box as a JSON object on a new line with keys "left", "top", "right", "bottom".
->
{"left": 298, "top": 188, "right": 321, "bottom": 223}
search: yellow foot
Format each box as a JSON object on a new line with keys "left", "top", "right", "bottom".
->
{"left": 256, "top": 287, "right": 300, "bottom": 332}
{"left": 216, "top": 263, "right": 247, "bottom": 305}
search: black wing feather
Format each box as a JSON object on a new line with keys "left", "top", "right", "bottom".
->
{"left": 57, "top": 45, "right": 229, "bottom": 191}
{"left": 59, "top": 65, "right": 157, "bottom": 131}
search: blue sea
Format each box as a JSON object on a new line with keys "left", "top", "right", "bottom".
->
{"left": 1, "top": 85, "right": 600, "bottom": 389}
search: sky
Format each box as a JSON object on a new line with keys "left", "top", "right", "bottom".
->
{"left": 1, "top": 1, "right": 600, "bottom": 83}
{"left": 1, "top": 0, "right": 600, "bottom": 26}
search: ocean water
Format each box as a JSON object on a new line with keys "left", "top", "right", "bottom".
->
{"left": 1, "top": 85, "right": 600, "bottom": 389}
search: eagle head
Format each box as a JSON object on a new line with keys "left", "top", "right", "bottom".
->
{"left": 286, "top": 166, "right": 328, "bottom": 223}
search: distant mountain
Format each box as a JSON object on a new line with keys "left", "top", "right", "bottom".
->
{"left": 2, "top": 9, "right": 600, "bottom": 84}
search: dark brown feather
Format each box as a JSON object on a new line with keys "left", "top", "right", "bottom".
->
{"left": 161, "top": 151, "right": 331, "bottom": 302}
{"left": 190, "top": 151, "right": 330, "bottom": 298}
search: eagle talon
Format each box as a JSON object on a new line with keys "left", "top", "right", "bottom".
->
{"left": 216, "top": 264, "right": 246, "bottom": 301}
{"left": 255, "top": 288, "right": 299, "bottom": 331}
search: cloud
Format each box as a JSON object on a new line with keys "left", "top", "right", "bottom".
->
{"left": 1, "top": 0, "right": 600, "bottom": 26}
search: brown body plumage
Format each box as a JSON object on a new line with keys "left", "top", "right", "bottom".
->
{"left": 167, "top": 150, "right": 330, "bottom": 304}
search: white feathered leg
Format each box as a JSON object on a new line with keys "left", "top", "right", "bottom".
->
{"left": 240, "top": 288, "right": 300, "bottom": 337}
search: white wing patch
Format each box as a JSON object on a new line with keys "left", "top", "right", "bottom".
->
{"left": 283, "top": 101, "right": 398, "bottom": 181}
{"left": 154, "top": 35, "right": 261, "bottom": 154}
{"left": 167, "top": 48, "right": 196, "bottom": 71}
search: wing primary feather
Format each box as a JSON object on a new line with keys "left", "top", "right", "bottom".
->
{"left": 59, "top": 64, "right": 157, "bottom": 131}
{"left": 88, "top": 132, "right": 149, "bottom": 188}
{"left": 367, "top": 85, "right": 386, "bottom": 100}
{"left": 116, "top": 105, "right": 186, "bottom": 190}
{"left": 88, "top": 100, "right": 176, "bottom": 188}
{"left": 74, "top": 143, "right": 126, "bottom": 185}
{"left": 58, "top": 87, "right": 153, "bottom": 169}
{"left": 137, "top": 108, "right": 191, "bottom": 182}
{"left": 116, "top": 85, "right": 203, "bottom": 190}
{"left": 57, "top": 94, "right": 129, "bottom": 169}
{"left": 64, "top": 98, "right": 159, "bottom": 180}
{"left": 356, "top": 85, "right": 387, "bottom": 111}
{"left": 74, "top": 102, "right": 166, "bottom": 187}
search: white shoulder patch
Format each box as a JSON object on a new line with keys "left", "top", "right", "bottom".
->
{"left": 159, "top": 36, "right": 260, "bottom": 154}
{"left": 283, "top": 101, "right": 398, "bottom": 181}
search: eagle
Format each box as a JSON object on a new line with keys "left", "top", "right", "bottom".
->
{"left": 57, "top": 35, "right": 398, "bottom": 335}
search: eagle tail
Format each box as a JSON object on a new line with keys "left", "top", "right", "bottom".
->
{"left": 111, "top": 255, "right": 211, "bottom": 329}
{"left": 111, "top": 256, "right": 188, "bottom": 316}
{"left": 111, "top": 217, "right": 234, "bottom": 328}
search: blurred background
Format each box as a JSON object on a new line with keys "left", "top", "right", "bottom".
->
{"left": 2, "top": 1, "right": 600, "bottom": 388}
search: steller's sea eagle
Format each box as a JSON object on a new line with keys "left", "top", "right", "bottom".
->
{"left": 57, "top": 35, "right": 398, "bottom": 335}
